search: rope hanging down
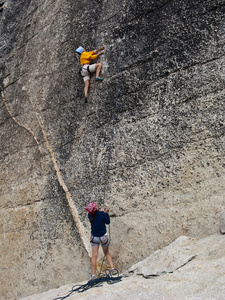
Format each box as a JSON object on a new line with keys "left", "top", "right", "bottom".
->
{"left": 99, "top": 0, "right": 131, "bottom": 279}
{"left": 54, "top": 2, "right": 132, "bottom": 299}
{"left": 99, "top": 0, "right": 131, "bottom": 276}
{"left": 102, "top": 0, "right": 131, "bottom": 207}
{"left": 97, "top": 0, "right": 131, "bottom": 279}
{"left": 94, "top": 0, "right": 110, "bottom": 48}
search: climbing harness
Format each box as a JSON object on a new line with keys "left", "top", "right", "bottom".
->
{"left": 91, "top": 234, "right": 109, "bottom": 246}
{"left": 79, "top": 64, "right": 91, "bottom": 76}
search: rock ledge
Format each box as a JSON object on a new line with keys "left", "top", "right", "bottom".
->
{"left": 20, "top": 234, "right": 225, "bottom": 300}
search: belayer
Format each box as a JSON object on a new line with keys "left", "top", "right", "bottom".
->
{"left": 75, "top": 46, "right": 104, "bottom": 103}
{"left": 85, "top": 202, "right": 116, "bottom": 280}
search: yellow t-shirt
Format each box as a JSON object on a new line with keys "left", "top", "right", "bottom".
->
{"left": 80, "top": 51, "right": 98, "bottom": 66}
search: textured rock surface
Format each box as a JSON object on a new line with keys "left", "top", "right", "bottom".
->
{"left": 129, "top": 236, "right": 197, "bottom": 277}
{"left": 0, "top": 0, "right": 225, "bottom": 299}
{"left": 19, "top": 234, "right": 225, "bottom": 300}
{"left": 219, "top": 210, "right": 225, "bottom": 233}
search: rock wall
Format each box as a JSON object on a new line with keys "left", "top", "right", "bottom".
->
{"left": 0, "top": 0, "right": 225, "bottom": 299}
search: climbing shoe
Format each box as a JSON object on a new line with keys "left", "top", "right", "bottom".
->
{"left": 85, "top": 97, "right": 88, "bottom": 103}
{"left": 95, "top": 77, "right": 103, "bottom": 81}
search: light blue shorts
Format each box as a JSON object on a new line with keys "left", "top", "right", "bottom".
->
{"left": 91, "top": 233, "right": 109, "bottom": 248}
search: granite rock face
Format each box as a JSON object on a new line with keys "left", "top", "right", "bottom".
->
{"left": 0, "top": 0, "right": 225, "bottom": 299}
{"left": 19, "top": 234, "right": 225, "bottom": 300}
{"left": 129, "top": 236, "right": 197, "bottom": 277}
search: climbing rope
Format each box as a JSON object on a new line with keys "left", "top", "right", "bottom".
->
{"left": 94, "top": 0, "right": 110, "bottom": 48}
{"left": 93, "top": 0, "right": 132, "bottom": 283}
{"left": 98, "top": 221, "right": 111, "bottom": 275}
{"left": 97, "top": 0, "right": 132, "bottom": 280}
{"left": 102, "top": 0, "right": 131, "bottom": 207}
{"left": 54, "top": 2, "right": 132, "bottom": 299}
{"left": 53, "top": 269, "right": 122, "bottom": 300}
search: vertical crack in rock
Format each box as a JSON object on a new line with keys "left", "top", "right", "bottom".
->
{"left": 36, "top": 114, "right": 91, "bottom": 257}
{"left": 1, "top": 89, "right": 91, "bottom": 257}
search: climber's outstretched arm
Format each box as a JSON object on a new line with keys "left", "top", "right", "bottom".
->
{"left": 94, "top": 46, "right": 105, "bottom": 56}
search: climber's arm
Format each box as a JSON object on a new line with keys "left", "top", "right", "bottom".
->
{"left": 94, "top": 46, "right": 105, "bottom": 55}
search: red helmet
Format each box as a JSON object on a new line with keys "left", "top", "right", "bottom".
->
{"left": 85, "top": 202, "right": 97, "bottom": 214}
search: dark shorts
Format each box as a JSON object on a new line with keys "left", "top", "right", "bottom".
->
{"left": 91, "top": 233, "right": 109, "bottom": 248}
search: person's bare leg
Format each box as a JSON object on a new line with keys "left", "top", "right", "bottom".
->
{"left": 84, "top": 80, "right": 90, "bottom": 98}
{"left": 95, "top": 63, "right": 102, "bottom": 78}
{"left": 91, "top": 245, "right": 99, "bottom": 276}
{"left": 103, "top": 246, "right": 113, "bottom": 269}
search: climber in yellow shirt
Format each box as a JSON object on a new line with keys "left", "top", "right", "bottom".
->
{"left": 76, "top": 46, "right": 104, "bottom": 103}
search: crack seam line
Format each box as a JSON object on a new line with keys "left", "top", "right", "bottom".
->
{"left": 175, "top": 254, "right": 198, "bottom": 271}
{"left": 36, "top": 113, "right": 91, "bottom": 257}
{"left": 1, "top": 89, "right": 91, "bottom": 257}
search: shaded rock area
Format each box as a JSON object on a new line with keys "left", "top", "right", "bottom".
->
{"left": 20, "top": 234, "right": 225, "bottom": 300}
{"left": 219, "top": 210, "right": 225, "bottom": 233}
{"left": 0, "top": 0, "right": 225, "bottom": 299}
